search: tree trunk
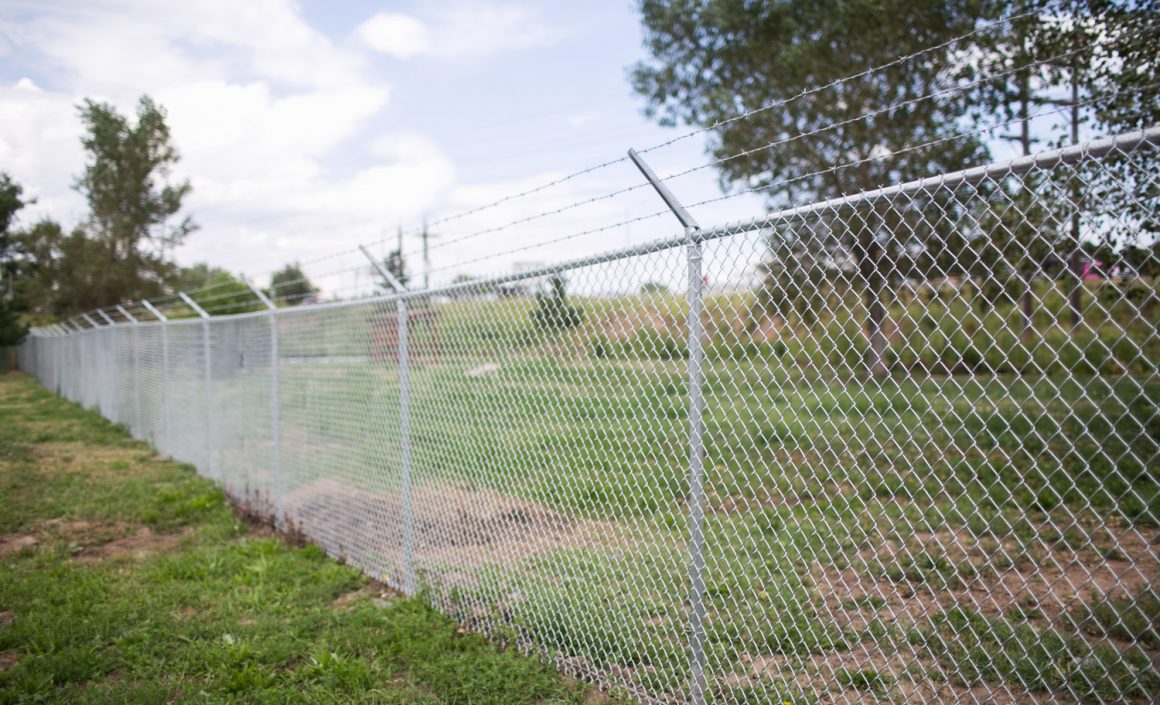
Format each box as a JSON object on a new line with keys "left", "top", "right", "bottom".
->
{"left": 1018, "top": 73, "right": 1036, "bottom": 342}
{"left": 857, "top": 217, "right": 888, "bottom": 378}
{"left": 1069, "top": 249, "right": 1083, "bottom": 329}
{"left": 1067, "top": 58, "right": 1083, "bottom": 331}
{"left": 1021, "top": 268, "right": 1034, "bottom": 340}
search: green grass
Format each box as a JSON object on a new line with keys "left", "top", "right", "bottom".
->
{"left": 915, "top": 607, "right": 1160, "bottom": 702}
{"left": 1078, "top": 589, "right": 1160, "bottom": 647}
{"left": 17, "top": 276, "right": 1160, "bottom": 703}
{"left": 834, "top": 667, "right": 892, "bottom": 696}
{"left": 0, "top": 371, "right": 616, "bottom": 705}
{"left": 254, "top": 310, "right": 1158, "bottom": 702}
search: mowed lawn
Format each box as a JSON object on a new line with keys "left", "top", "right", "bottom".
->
{"left": 245, "top": 340, "right": 1158, "bottom": 702}
{"left": 0, "top": 371, "right": 616, "bottom": 705}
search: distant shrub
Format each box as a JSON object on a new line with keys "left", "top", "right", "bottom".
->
{"left": 630, "top": 328, "right": 687, "bottom": 360}
{"left": 1100, "top": 280, "right": 1154, "bottom": 307}
{"left": 531, "top": 275, "right": 583, "bottom": 333}
{"left": 976, "top": 275, "right": 1025, "bottom": 314}
{"left": 588, "top": 334, "right": 611, "bottom": 359}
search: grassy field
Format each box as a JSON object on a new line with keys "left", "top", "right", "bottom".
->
{"left": 16, "top": 273, "right": 1160, "bottom": 704}
{"left": 252, "top": 326, "right": 1160, "bottom": 702}
{"left": 0, "top": 370, "right": 617, "bottom": 705}
{"left": 398, "top": 359, "right": 1159, "bottom": 702}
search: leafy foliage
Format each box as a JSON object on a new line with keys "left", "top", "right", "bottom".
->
{"left": 531, "top": 275, "right": 583, "bottom": 332}
{"left": 0, "top": 173, "right": 29, "bottom": 345}
{"left": 171, "top": 263, "right": 266, "bottom": 316}
{"left": 632, "top": 0, "right": 991, "bottom": 375}
{"left": 376, "top": 249, "right": 409, "bottom": 292}
{"left": 70, "top": 96, "right": 195, "bottom": 308}
{"left": 268, "top": 263, "right": 318, "bottom": 306}
{"left": 13, "top": 96, "right": 194, "bottom": 320}
{"left": 631, "top": 1, "right": 1159, "bottom": 374}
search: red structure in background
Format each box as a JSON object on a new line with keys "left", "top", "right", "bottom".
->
{"left": 369, "top": 307, "right": 441, "bottom": 365}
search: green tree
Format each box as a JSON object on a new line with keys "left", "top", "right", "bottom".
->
{"left": 0, "top": 173, "right": 29, "bottom": 345}
{"left": 631, "top": 0, "right": 991, "bottom": 376}
{"left": 189, "top": 272, "right": 261, "bottom": 316}
{"left": 269, "top": 263, "right": 318, "bottom": 306}
{"left": 375, "top": 249, "right": 408, "bottom": 293}
{"left": 757, "top": 230, "right": 831, "bottom": 327}
{"left": 172, "top": 262, "right": 231, "bottom": 293}
{"left": 174, "top": 263, "right": 261, "bottom": 316}
{"left": 966, "top": 1, "right": 1159, "bottom": 329}
{"left": 11, "top": 219, "right": 63, "bottom": 319}
{"left": 10, "top": 220, "right": 114, "bottom": 321}
{"left": 532, "top": 275, "right": 583, "bottom": 332}
{"left": 73, "top": 95, "right": 195, "bottom": 308}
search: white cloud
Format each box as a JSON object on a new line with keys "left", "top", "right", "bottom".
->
{"left": 154, "top": 81, "right": 390, "bottom": 179}
{"left": 357, "top": 3, "right": 563, "bottom": 60}
{"left": 17, "top": 0, "right": 363, "bottom": 95}
{"left": 355, "top": 13, "right": 430, "bottom": 59}
{"left": 566, "top": 113, "right": 597, "bottom": 129}
{"left": 1, "top": 0, "right": 721, "bottom": 297}
{"left": 0, "top": 0, "right": 465, "bottom": 289}
{"left": 0, "top": 80, "right": 88, "bottom": 225}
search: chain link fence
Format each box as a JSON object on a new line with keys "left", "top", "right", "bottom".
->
{"left": 16, "top": 125, "right": 1160, "bottom": 704}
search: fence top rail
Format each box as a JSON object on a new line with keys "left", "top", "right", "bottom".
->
{"left": 22, "top": 123, "right": 1158, "bottom": 336}
{"left": 390, "top": 123, "right": 1159, "bottom": 303}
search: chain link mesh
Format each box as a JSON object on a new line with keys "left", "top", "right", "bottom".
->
{"left": 16, "top": 126, "right": 1160, "bottom": 704}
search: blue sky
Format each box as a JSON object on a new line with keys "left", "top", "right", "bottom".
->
{"left": 0, "top": 0, "right": 766, "bottom": 296}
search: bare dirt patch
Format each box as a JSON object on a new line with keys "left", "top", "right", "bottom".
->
{"left": 333, "top": 579, "right": 397, "bottom": 609}
{"left": 72, "top": 526, "right": 192, "bottom": 563}
{"left": 280, "top": 478, "right": 630, "bottom": 587}
{"left": 0, "top": 611, "right": 13, "bottom": 628}
{"left": 818, "top": 524, "right": 1160, "bottom": 630}
{"left": 0, "top": 650, "right": 19, "bottom": 672}
{"left": 0, "top": 534, "right": 38, "bottom": 556}
{"left": 706, "top": 523, "right": 1160, "bottom": 702}
{"left": 724, "top": 644, "right": 1051, "bottom": 705}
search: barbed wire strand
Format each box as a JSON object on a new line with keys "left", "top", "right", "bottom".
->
{"left": 420, "top": 81, "right": 1155, "bottom": 282}
{"left": 378, "top": 9, "right": 1041, "bottom": 245}
{"left": 681, "top": 79, "right": 1159, "bottom": 214}
{"left": 391, "top": 20, "right": 1126, "bottom": 267}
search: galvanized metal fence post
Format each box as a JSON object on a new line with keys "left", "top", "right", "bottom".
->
{"left": 140, "top": 300, "right": 170, "bottom": 455}
{"left": 95, "top": 310, "right": 119, "bottom": 420}
{"left": 179, "top": 292, "right": 214, "bottom": 478}
{"left": 116, "top": 305, "right": 143, "bottom": 437}
{"left": 360, "top": 244, "right": 416, "bottom": 596}
{"left": 244, "top": 279, "right": 283, "bottom": 525}
{"left": 628, "top": 148, "right": 707, "bottom": 705}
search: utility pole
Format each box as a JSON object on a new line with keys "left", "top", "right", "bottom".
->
{"left": 997, "top": 67, "right": 1041, "bottom": 341}
{"left": 1068, "top": 55, "right": 1082, "bottom": 330}
{"left": 420, "top": 220, "right": 438, "bottom": 293}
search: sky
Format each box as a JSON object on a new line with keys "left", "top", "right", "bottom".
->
{"left": 0, "top": 0, "right": 770, "bottom": 299}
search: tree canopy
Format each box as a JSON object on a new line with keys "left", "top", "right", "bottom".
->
{"left": 632, "top": 0, "right": 991, "bottom": 205}
{"left": 633, "top": 0, "right": 994, "bottom": 375}
{"left": 172, "top": 263, "right": 263, "bottom": 317}
{"left": 14, "top": 95, "right": 195, "bottom": 320}
{"left": 631, "top": 0, "right": 1158, "bottom": 374}
{"left": 375, "top": 249, "right": 409, "bottom": 293}
{"left": 72, "top": 95, "right": 195, "bottom": 309}
{"left": 269, "top": 263, "right": 319, "bottom": 306}
{"left": 0, "top": 173, "right": 29, "bottom": 345}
